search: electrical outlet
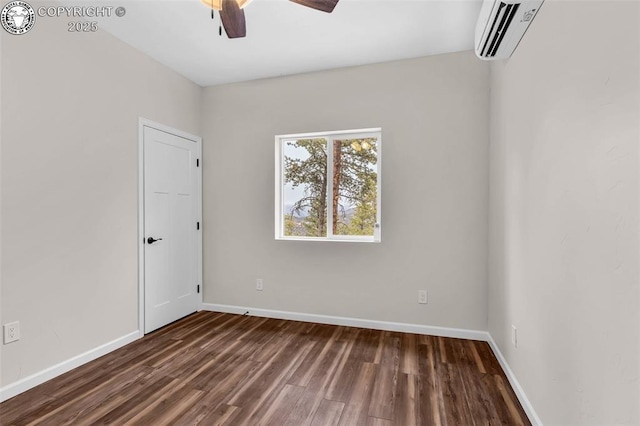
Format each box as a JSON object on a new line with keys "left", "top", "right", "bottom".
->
{"left": 418, "top": 290, "right": 428, "bottom": 304}
{"left": 4, "top": 321, "right": 20, "bottom": 344}
{"left": 512, "top": 325, "right": 518, "bottom": 348}
{"left": 256, "top": 278, "right": 263, "bottom": 291}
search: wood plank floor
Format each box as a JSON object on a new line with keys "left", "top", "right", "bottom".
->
{"left": 0, "top": 312, "right": 530, "bottom": 425}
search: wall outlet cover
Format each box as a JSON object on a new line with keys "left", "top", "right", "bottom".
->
{"left": 4, "top": 321, "right": 20, "bottom": 344}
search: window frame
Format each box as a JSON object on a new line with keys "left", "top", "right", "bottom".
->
{"left": 275, "top": 128, "right": 382, "bottom": 243}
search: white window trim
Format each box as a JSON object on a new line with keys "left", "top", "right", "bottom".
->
{"left": 275, "top": 128, "right": 382, "bottom": 243}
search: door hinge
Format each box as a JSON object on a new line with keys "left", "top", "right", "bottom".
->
{"left": 197, "top": 221, "right": 200, "bottom": 230}
{"left": 197, "top": 284, "right": 200, "bottom": 293}
{"left": 196, "top": 158, "right": 200, "bottom": 167}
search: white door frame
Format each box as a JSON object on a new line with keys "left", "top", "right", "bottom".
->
{"left": 138, "top": 118, "right": 203, "bottom": 335}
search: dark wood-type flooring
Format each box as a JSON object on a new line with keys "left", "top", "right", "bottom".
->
{"left": 0, "top": 311, "right": 530, "bottom": 425}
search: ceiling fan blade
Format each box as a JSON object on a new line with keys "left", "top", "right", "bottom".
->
{"left": 220, "top": 0, "right": 246, "bottom": 38}
{"left": 290, "top": 0, "right": 339, "bottom": 13}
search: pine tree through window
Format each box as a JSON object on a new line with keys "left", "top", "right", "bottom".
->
{"left": 275, "top": 129, "right": 381, "bottom": 242}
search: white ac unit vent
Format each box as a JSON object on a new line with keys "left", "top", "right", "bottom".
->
{"left": 475, "top": 0, "right": 544, "bottom": 60}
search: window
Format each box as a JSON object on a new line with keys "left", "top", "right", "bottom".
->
{"left": 275, "top": 128, "right": 381, "bottom": 242}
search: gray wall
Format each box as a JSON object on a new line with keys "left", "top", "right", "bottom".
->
{"left": 0, "top": 10, "right": 201, "bottom": 386}
{"left": 202, "top": 52, "right": 490, "bottom": 330}
{"left": 488, "top": 1, "right": 640, "bottom": 424}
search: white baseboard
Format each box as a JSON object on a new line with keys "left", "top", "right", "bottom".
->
{"left": 487, "top": 335, "right": 543, "bottom": 426}
{"left": 0, "top": 330, "right": 141, "bottom": 403}
{"left": 201, "top": 303, "right": 489, "bottom": 342}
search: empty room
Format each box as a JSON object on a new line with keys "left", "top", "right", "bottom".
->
{"left": 1, "top": 0, "right": 638, "bottom": 424}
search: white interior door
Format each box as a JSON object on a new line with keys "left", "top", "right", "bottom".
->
{"left": 143, "top": 125, "right": 201, "bottom": 333}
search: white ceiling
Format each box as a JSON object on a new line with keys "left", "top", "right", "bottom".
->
{"left": 88, "top": 0, "right": 483, "bottom": 86}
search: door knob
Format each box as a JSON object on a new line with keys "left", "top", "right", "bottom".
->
{"left": 147, "top": 237, "right": 163, "bottom": 244}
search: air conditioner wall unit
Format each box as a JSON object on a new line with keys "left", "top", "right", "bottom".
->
{"left": 475, "top": 0, "right": 544, "bottom": 60}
